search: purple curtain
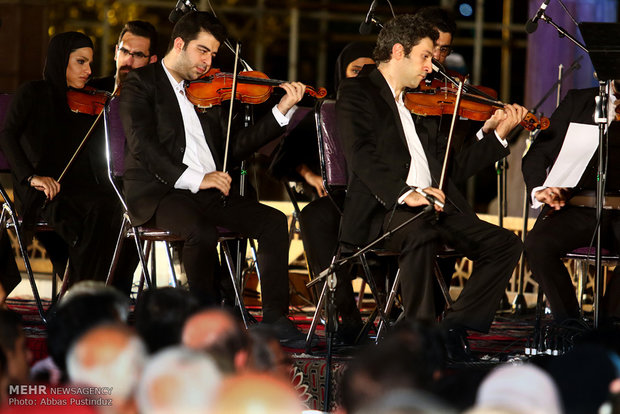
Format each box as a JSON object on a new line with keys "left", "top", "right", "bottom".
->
{"left": 525, "top": 0, "right": 617, "bottom": 118}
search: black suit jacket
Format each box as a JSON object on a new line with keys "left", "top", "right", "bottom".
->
{"left": 119, "top": 62, "right": 286, "bottom": 225}
{"left": 336, "top": 67, "right": 509, "bottom": 246}
{"left": 522, "top": 87, "right": 599, "bottom": 199}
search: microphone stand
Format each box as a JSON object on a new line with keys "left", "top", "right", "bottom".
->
{"left": 592, "top": 80, "right": 609, "bottom": 329}
{"left": 536, "top": 12, "right": 588, "bottom": 53}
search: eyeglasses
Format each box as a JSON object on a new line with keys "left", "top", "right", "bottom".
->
{"left": 434, "top": 45, "right": 452, "bottom": 57}
{"left": 118, "top": 46, "right": 150, "bottom": 60}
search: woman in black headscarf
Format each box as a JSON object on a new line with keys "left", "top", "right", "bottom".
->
{"left": 0, "top": 32, "right": 132, "bottom": 292}
{"left": 268, "top": 42, "right": 374, "bottom": 343}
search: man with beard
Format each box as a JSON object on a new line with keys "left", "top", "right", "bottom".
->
{"left": 90, "top": 20, "right": 158, "bottom": 93}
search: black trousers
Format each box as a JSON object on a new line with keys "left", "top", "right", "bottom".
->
{"left": 382, "top": 205, "right": 522, "bottom": 332}
{"left": 152, "top": 189, "right": 289, "bottom": 322}
{"left": 525, "top": 205, "right": 620, "bottom": 322}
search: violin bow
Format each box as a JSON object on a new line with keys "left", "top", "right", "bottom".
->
{"left": 438, "top": 78, "right": 464, "bottom": 191}
{"left": 222, "top": 42, "right": 241, "bottom": 173}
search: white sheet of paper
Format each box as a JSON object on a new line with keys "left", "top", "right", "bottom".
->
{"left": 543, "top": 122, "right": 599, "bottom": 188}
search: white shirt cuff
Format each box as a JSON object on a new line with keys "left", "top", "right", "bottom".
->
{"left": 531, "top": 186, "right": 546, "bottom": 209}
{"left": 174, "top": 168, "right": 203, "bottom": 193}
{"left": 272, "top": 105, "right": 296, "bottom": 127}
{"left": 398, "top": 189, "right": 414, "bottom": 204}
{"left": 476, "top": 128, "right": 508, "bottom": 148}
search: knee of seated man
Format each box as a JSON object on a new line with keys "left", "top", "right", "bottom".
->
{"left": 185, "top": 219, "right": 218, "bottom": 247}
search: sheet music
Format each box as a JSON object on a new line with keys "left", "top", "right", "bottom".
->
{"left": 543, "top": 122, "right": 599, "bottom": 188}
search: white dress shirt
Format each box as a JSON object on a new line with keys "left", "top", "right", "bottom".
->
{"left": 161, "top": 60, "right": 295, "bottom": 193}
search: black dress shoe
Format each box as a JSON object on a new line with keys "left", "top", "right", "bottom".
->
{"left": 261, "top": 316, "right": 309, "bottom": 349}
{"left": 443, "top": 327, "right": 476, "bottom": 363}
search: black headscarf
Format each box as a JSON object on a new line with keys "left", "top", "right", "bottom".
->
{"left": 333, "top": 42, "right": 375, "bottom": 92}
{"left": 43, "top": 31, "right": 93, "bottom": 97}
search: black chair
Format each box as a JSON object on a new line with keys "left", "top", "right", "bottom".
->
{"left": 305, "top": 99, "right": 393, "bottom": 347}
{"left": 102, "top": 97, "right": 259, "bottom": 327}
{"left": 564, "top": 246, "right": 620, "bottom": 322}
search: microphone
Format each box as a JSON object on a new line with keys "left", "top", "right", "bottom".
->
{"left": 359, "top": 0, "right": 378, "bottom": 35}
{"left": 525, "top": 0, "right": 551, "bottom": 34}
{"left": 414, "top": 187, "right": 445, "bottom": 209}
{"left": 169, "top": 0, "right": 198, "bottom": 24}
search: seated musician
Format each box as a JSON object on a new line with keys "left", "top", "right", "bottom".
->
{"left": 119, "top": 12, "right": 307, "bottom": 345}
{"left": 268, "top": 42, "right": 374, "bottom": 342}
{"left": 89, "top": 20, "right": 158, "bottom": 93}
{"left": 336, "top": 14, "right": 526, "bottom": 359}
{"left": 0, "top": 32, "right": 134, "bottom": 292}
{"left": 523, "top": 84, "right": 620, "bottom": 324}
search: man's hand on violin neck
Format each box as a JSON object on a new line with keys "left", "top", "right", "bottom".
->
{"left": 30, "top": 175, "right": 61, "bottom": 200}
{"left": 483, "top": 103, "right": 528, "bottom": 138}
{"left": 536, "top": 187, "right": 568, "bottom": 210}
{"left": 276, "top": 82, "right": 305, "bottom": 115}
{"left": 200, "top": 171, "right": 232, "bottom": 195}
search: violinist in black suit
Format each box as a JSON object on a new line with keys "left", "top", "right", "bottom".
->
{"left": 523, "top": 86, "right": 620, "bottom": 323}
{"left": 120, "top": 12, "right": 306, "bottom": 344}
{"left": 336, "top": 14, "right": 525, "bottom": 348}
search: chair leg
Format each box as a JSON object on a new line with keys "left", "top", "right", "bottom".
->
{"left": 2, "top": 203, "right": 46, "bottom": 324}
{"left": 358, "top": 253, "right": 389, "bottom": 326}
{"left": 575, "top": 260, "right": 587, "bottom": 316}
{"left": 357, "top": 280, "right": 366, "bottom": 310}
{"left": 164, "top": 241, "right": 178, "bottom": 287}
{"left": 376, "top": 269, "right": 401, "bottom": 342}
{"left": 132, "top": 229, "right": 151, "bottom": 289}
{"left": 306, "top": 281, "right": 328, "bottom": 351}
{"left": 221, "top": 241, "right": 251, "bottom": 328}
{"left": 433, "top": 261, "right": 454, "bottom": 308}
{"left": 149, "top": 242, "right": 157, "bottom": 288}
{"left": 106, "top": 217, "right": 129, "bottom": 287}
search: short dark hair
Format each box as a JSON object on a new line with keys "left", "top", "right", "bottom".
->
{"left": 118, "top": 20, "right": 158, "bottom": 56}
{"left": 168, "top": 11, "right": 227, "bottom": 53}
{"left": 0, "top": 309, "right": 23, "bottom": 353}
{"left": 416, "top": 7, "right": 457, "bottom": 36}
{"left": 373, "top": 14, "right": 439, "bottom": 63}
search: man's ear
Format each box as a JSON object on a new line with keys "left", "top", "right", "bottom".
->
{"left": 173, "top": 37, "right": 185, "bottom": 52}
{"left": 391, "top": 43, "right": 405, "bottom": 60}
{"left": 149, "top": 54, "right": 158, "bottom": 64}
{"left": 114, "top": 44, "right": 119, "bottom": 62}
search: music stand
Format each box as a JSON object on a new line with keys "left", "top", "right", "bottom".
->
{"left": 577, "top": 22, "right": 620, "bottom": 328}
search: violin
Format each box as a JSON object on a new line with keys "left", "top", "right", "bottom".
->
{"left": 404, "top": 84, "right": 550, "bottom": 132}
{"left": 66, "top": 86, "right": 112, "bottom": 115}
{"left": 185, "top": 68, "right": 327, "bottom": 110}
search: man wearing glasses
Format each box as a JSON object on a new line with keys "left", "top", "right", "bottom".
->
{"left": 90, "top": 20, "right": 158, "bottom": 93}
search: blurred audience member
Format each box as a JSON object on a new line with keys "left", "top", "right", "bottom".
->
{"left": 66, "top": 323, "right": 146, "bottom": 414}
{"left": 471, "top": 363, "right": 562, "bottom": 414}
{"left": 134, "top": 287, "right": 200, "bottom": 354}
{"left": 339, "top": 322, "right": 448, "bottom": 413}
{"left": 182, "top": 308, "right": 248, "bottom": 373}
{"left": 357, "top": 389, "right": 456, "bottom": 414}
{"left": 136, "top": 346, "right": 222, "bottom": 414}
{"left": 246, "top": 325, "right": 293, "bottom": 381}
{"left": 42, "top": 282, "right": 129, "bottom": 380}
{"left": 211, "top": 372, "right": 303, "bottom": 414}
{"left": 537, "top": 343, "right": 617, "bottom": 414}
{"left": 0, "top": 309, "right": 32, "bottom": 385}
